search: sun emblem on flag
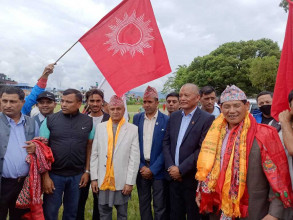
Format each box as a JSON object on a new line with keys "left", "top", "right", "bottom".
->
{"left": 105, "top": 10, "right": 154, "bottom": 57}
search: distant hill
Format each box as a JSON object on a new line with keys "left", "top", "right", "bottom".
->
{"left": 128, "top": 91, "right": 166, "bottom": 99}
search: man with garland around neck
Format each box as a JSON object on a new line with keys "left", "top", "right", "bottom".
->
{"left": 90, "top": 95, "right": 140, "bottom": 220}
{"left": 196, "top": 85, "right": 293, "bottom": 220}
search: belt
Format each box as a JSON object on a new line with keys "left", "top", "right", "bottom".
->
{"left": 2, "top": 176, "right": 26, "bottom": 183}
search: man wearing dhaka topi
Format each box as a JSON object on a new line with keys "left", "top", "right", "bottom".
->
{"left": 90, "top": 95, "right": 140, "bottom": 220}
{"left": 134, "top": 86, "right": 169, "bottom": 220}
{"left": 195, "top": 85, "right": 292, "bottom": 220}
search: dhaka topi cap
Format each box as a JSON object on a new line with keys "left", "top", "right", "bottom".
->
{"left": 220, "top": 85, "right": 247, "bottom": 104}
{"left": 37, "top": 91, "right": 56, "bottom": 102}
{"left": 109, "top": 95, "right": 124, "bottom": 106}
{"left": 143, "top": 86, "right": 158, "bottom": 99}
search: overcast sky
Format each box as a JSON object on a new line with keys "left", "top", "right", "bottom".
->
{"left": 0, "top": 0, "right": 288, "bottom": 92}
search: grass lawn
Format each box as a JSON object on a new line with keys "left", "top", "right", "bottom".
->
{"left": 58, "top": 186, "right": 140, "bottom": 220}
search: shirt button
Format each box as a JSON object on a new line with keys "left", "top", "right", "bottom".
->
{"left": 104, "top": 165, "right": 106, "bottom": 167}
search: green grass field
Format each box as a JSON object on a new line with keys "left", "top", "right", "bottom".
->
{"left": 58, "top": 186, "right": 140, "bottom": 220}
{"left": 56, "top": 104, "right": 165, "bottom": 219}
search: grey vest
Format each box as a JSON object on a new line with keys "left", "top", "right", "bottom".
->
{"left": 0, "top": 113, "right": 36, "bottom": 196}
{"left": 33, "top": 114, "right": 42, "bottom": 127}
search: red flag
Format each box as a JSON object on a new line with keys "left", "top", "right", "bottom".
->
{"left": 79, "top": 0, "right": 171, "bottom": 97}
{"left": 271, "top": 0, "right": 293, "bottom": 121}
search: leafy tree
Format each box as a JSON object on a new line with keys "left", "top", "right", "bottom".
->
{"left": 161, "top": 75, "right": 176, "bottom": 94}
{"left": 249, "top": 56, "right": 279, "bottom": 91}
{"left": 163, "top": 39, "right": 281, "bottom": 96}
{"left": 162, "top": 65, "right": 188, "bottom": 94}
{"left": 280, "top": 0, "right": 293, "bottom": 12}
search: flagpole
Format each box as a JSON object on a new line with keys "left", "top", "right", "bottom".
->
{"left": 54, "top": 40, "right": 79, "bottom": 65}
{"left": 98, "top": 77, "right": 106, "bottom": 89}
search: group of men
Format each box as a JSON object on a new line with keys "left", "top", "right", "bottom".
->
{"left": 1, "top": 65, "right": 293, "bottom": 220}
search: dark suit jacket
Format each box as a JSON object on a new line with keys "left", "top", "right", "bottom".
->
{"left": 101, "top": 112, "right": 110, "bottom": 122}
{"left": 133, "top": 111, "right": 169, "bottom": 179}
{"left": 163, "top": 107, "right": 214, "bottom": 180}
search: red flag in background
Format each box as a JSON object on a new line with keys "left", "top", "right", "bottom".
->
{"left": 272, "top": 0, "right": 293, "bottom": 121}
{"left": 79, "top": 0, "right": 171, "bottom": 97}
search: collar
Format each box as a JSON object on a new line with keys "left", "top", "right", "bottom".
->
{"left": 63, "top": 110, "right": 80, "bottom": 118}
{"left": 144, "top": 110, "right": 158, "bottom": 120}
{"left": 5, "top": 113, "right": 25, "bottom": 125}
{"left": 89, "top": 111, "right": 104, "bottom": 118}
{"left": 38, "top": 113, "right": 46, "bottom": 122}
{"left": 181, "top": 107, "right": 197, "bottom": 117}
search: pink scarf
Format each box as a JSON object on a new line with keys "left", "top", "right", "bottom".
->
{"left": 16, "top": 138, "right": 54, "bottom": 220}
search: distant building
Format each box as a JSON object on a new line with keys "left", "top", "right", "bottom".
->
{"left": 12, "top": 83, "right": 33, "bottom": 96}
{"left": 0, "top": 73, "right": 17, "bottom": 85}
{"left": 0, "top": 73, "right": 33, "bottom": 96}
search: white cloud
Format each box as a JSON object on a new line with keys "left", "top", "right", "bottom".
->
{"left": 0, "top": 0, "right": 288, "bottom": 93}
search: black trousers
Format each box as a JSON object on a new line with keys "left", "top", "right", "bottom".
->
{"left": 137, "top": 173, "right": 167, "bottom": 220}
{"left": 169, "top": 178, "right": 200, "bottom": 220}
{"left": 165, "top": 181, "right": 171, "bottom": 220}
{"left": 76, "top": 180, "right": 100, "bottom": 220}
{"left": 0, "top": 177, "right": 30, "bottom": 220}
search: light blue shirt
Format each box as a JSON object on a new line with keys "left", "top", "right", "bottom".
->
{"left": 175, "top": 107, "right": 197, "bottom": 166}
{"left": 2, "top": 114, "right": 39, "bottom": 178}
{"left": 212, "top": 104, "right": 221, "bottom": 118}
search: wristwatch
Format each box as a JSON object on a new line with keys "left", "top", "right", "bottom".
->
{"left": 85, "top": 170, "right": 90, "bottom": 174}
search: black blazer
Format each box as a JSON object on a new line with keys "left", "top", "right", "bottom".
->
{"left": 101, "top": 112, "right": 110, "bottom": 122}
{"left": 163, "top": 107, "right": 214, "bottom": 180}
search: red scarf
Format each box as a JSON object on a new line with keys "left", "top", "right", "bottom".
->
{"left": 16, "top": 138, "right": 54, "bottom": 220}
{"left": 199, "top": 114, "right": 293, "bottom": 218}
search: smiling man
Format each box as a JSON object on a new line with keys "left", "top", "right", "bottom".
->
{"left": 33, "top": 91, "right": 56, "bottom": 127}
{"left": 77, "top": 89, "right": 110, "bottom": 220}
{"left": 196, "top": 85, "right": 292, "bottom": 220}
{"left": 40, "top": 89, "right": 94, "bottom": 220}
{"left": 163, "top": 83, "right": 214, "bottom": 220}
{"left": 87, "top": 89, "right": 110, "bottom": 127}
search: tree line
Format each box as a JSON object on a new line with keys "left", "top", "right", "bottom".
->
{"left": 162, "top": 38, "right": 281, "bottom": 97}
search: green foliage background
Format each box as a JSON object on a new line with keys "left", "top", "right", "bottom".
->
{"left": 163, "top": 39, "right": 281, "bottom": 96}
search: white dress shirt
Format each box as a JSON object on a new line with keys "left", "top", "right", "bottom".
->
{"left": 143, "top": 110, "right": 158, "bottom": 160}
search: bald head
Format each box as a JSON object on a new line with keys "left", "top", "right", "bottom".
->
{"left": 181, "top": 83, "right": 200, "bottom": 95}
{"left": 179, "top": 83, "right": 200, "bottom": 115}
